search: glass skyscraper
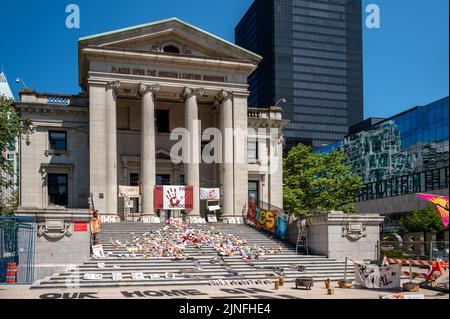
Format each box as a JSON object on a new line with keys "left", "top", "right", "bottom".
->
{"left": 317, "top": 96, "right": 449, "bottom": 189}
{"left": 235, "top": 0, "right": 364, "bottom": 150}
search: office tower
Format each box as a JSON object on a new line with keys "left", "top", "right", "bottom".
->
{"left": 236, "top": 0, "right": 364, "bottom": 150}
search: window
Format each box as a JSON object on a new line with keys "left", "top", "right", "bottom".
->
{"left": 248, "top": 141, "right": 258, "bottom": 161}
{"left": 163, "top": 45, "right": 180, "bottom": 54}
{"left": 248, "top": 181, "right": 259, "bottom": 203}
{"left": 157, "top": 174, "right": 171, "bottom": 185}
{"left": 49, "top": 131, "right": 67, "bottom": 151}
{"left": 48, "top": 174, "right": 68, "bottom": 206}
{"left": 156, "top": 110, "right": 170, "bottom": 133}
{"left": 130, "top": 173, "right": 140, "bottom": 186}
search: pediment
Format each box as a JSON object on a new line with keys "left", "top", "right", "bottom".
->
{"left": 79, "top": 18, "right": 261, "bottom": 63}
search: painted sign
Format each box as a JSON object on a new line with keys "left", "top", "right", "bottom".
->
{"left": 154, "top": 186, "right": 193, "bottom": 211}
{"left": 247, "top": 201, "right": 285, "bottom": 234}
{"left": 354, "top": 262, "right": 401, "bottom": 289}
{"left": 416, "top": 193, "right": 449, "bottom": 228}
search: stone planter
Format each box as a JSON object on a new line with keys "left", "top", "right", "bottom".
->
{"left": 304, "top": 211, "right": 385, "bottom": 262}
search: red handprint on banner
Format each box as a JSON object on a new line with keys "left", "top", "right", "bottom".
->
{"left": 165, "top": 188, "right": 184, "bottom": 208}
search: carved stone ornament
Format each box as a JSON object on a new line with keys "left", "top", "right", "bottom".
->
{"left": 139, "top": 84, "right": 160, "bottom": 95}
{"left": 106, "top": 80, "right": 121, "bottom": 92}
{"left": 182, "top": 87, "right": 205, "bottom": 100}
{"left": 151, "top": 44, "right": 163, "bottom": 53}
{"left": 218, "top": 89, "right": 233, "bottom": 102}
{"left": 342, "top": 222, "right": 367, "bottom": 241}
{"left": 37, "top": 219, "right": 72, "bottom": 240}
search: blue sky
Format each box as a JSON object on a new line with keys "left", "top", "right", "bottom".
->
{"left": 0, "top": 0, "right": 448, "bottom": 119}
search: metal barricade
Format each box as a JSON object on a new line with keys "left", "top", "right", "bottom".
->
{"left": 0, "top": 216, "right": 36, "bottom": 284}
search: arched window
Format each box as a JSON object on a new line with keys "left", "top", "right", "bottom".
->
{"left": 163, "top": 45, "right": 180, "bottom": 54}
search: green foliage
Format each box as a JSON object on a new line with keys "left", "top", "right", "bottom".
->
{"left": 0, "top": 95, "right": 32, "bottom": 191}
{"left": 400, "top": 204, "right": 446, "bottom": 234}
{"left": 382, "top": 249, "right": 404, "bottom": 259}
{"left": 283, "top": 144, "right": 363, "bottom": 216}
{"left": 1, "top": 190, "right": 19, "bottom": 216}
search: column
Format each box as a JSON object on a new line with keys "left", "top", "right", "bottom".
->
{"left": 232, "top": 93, "right": 249, "bottom": 219}
{"left": 183, "top": 87, "right": 204, "bottom": 216}
{"left": 105, "top": 80, "right": 120, "bottom": 219}
{"left": 140, "top": 84, "right": 160, "bottom": 217}
{"left": 89, "top": 83, "right": 107, "bottom": 214}
{"left": 219, "top": 90, "right": 234, "bottom": 220}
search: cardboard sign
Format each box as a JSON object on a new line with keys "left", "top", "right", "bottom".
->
{"left": 83, "top": 273, "right": 103, "bottom": 280}
{"left": 354, "top": 263, "right": 401, "bottom": 289}
{"left": 92, "top": 245, "right": 105, "bottom": 258}
{"left": 132, "top": 273, "right": 146, "bottom": 281}
{"left": 154, "top": 186, "right": 193, "bottom": 211}
{"left": 74, "top": 222, "right": 88, "bottom": 232}
{"left": 112, "top": 272, "right": 123, "bottom": 281}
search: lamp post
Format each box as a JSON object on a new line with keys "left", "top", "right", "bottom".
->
{"left": 15, "top": 77, "right": 27, "bottom": 88}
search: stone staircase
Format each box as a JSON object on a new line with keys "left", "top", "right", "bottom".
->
{"left": 32, "top": 222, "right": 354, "bottom": 289}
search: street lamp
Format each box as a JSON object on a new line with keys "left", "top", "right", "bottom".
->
{"left": 15, "top": 77, "right": 27, "bottom": 88}
{"left": 274, "top": 98, "right": 287, "bottom": 108}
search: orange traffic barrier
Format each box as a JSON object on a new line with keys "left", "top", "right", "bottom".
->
{"left": 6, "top": 262, "right": 17, "bottom": 284}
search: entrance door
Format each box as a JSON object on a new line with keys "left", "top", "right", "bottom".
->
{"left": 128, "top": 173, "right": 140, "bottom": 221}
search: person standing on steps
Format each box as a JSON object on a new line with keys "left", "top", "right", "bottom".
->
{"left": 90, "top": 210, "right": 102, "bottom": 247}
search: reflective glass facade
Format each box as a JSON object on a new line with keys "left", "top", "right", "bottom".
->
{"left": 317, "top": 97, "right": 450, "bottom": 185}
{"left": 236, "top": 0, "right": 364, "bottom": 150}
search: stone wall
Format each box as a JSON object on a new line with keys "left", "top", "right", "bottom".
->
{"left": 17, "top": 210, "right": 91, "bottom": 281}
{"left": 286, "top": 212, "right": 384, "bottom": 262}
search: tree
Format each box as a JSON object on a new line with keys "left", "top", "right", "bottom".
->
{"left": 400, "top": 204, "right": 446, "bottom": 234}
{"left": 283, "top": 143, "right": 362, "bottom": 216}
{"left": 0, "top": 95, "right": 33, "bottom": 213}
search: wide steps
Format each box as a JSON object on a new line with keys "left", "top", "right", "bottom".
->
{"left": 32, "top": 222, "right": 354, "bottom": 289}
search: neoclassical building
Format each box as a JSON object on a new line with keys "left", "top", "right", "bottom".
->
{"left": 16, "top": 18, "right": 288, "bottom": 223}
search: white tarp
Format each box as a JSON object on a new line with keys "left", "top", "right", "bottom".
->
{"left": 354, "top": 262, "right": 402, "bottom": 289}
{"left": 200, "top": 188, "right": 220, "bottom": 200}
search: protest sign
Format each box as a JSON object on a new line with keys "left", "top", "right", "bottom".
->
{"left": 354, "top": 262, "right": 401, "bottom": 289}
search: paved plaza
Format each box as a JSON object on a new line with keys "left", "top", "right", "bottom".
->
{"left": 0, "top": 281, "right": 448, "bottom": 299}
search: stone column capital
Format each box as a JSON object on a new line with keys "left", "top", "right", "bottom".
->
{"left": 182, "top": 87, "right": 205, "bottom": 100}
{"left": 106, "top": 80, "right": 121, "bottom": 92}
{"left": 140, "top": 83, "right": 160, "bottom": 96}
{"left": 218, "top": 90, "right": 233, "bottom": 102}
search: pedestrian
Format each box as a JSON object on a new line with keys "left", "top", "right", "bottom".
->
{"left": 91, "top": 210, "right": 102, "bottom": 246}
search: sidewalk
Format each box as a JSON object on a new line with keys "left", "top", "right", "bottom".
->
{"left": 0, "top": 281, "right": 448, "bottom": 299}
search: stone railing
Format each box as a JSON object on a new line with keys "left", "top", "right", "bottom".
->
{"left": 248, "top": 107, "right": 288, "bottom": 129}
{"left": 18, "top": 89, "right": 88, "bottom": 107}
{"left": 248, "top": 107, "right": 283, "bottom": 120}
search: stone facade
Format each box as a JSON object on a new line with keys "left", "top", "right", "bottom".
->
{"left": 15, "top": 18, "right": 288, "bottom": 222}
{"left": 286, "top": 212, "right": 385, "bottom": 262}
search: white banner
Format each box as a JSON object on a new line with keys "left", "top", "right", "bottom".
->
{"left": 118, "top": 186, "right": 140, "bottom": 198}
{"left": 200, "top": 188, "right": 220, "bottom": 200}
{"left": 354, "top": 262, "right": 401, "bottom": 289}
